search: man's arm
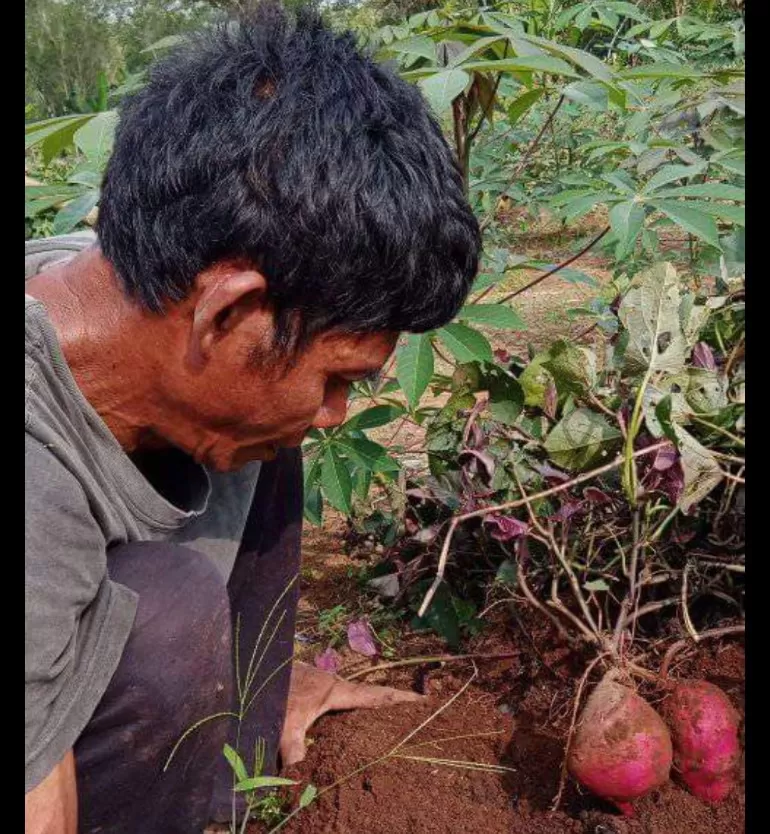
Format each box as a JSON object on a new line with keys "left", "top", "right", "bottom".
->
{"left": 25, "top": 750, "right": 77, "bottom": 834}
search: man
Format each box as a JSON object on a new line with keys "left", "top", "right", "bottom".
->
{"left": 25, "top": 5, "right": 480, "bottom": 833}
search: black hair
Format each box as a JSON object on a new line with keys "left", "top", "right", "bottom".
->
{"left": 96, "top": 2, "right": 480, "bottom": 352}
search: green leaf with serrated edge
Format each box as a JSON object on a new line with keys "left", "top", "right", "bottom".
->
{"left": 618, "top": 263, "right": 688, "bottom": 376}
{"left": 321, "top": 447, "right": 353, "bottom": 514}
{"left": 343, "top": 404, "right": 405, "bottom": 431}
{"left": 299, "top": 784, "right": 318, "bottom": 809}
{"left": 650, "top": 201, "right": 721, "bottom": 249}
{"left": 544, "top": 409, "right": 622, "bottom": 471}
{"left": 223, "top": 744, "right": 248, "bottom": 783}
{"left": 458, "top": 304, "right": 525, "bottom": 330}
{"left": 609, "top": 200, "right": 645, "bottom": 258}
{"left": 234, "top": 776, "right": 298, "bottom": 792}
{"left": 418, "top": 69, "right": 471, "bottom": 113}
{"left": 396, "top": 333, "right": 434, "bottom": 408}
{"left": 437, "top": 323, "right": 493, "bottom": 364}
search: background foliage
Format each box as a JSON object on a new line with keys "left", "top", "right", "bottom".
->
{"left": 25, "top": 0, "right": 745, "bottom": 658}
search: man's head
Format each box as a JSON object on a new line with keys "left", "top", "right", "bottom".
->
{"left": 86, "top": 3, "right": 479, "bottom": 469}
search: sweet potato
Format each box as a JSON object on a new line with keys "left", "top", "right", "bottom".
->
{"left": 568, "top": 674, "right": 673, "bottom": 815}
{"left": 663, "top": 680, "right": 741, "bottom": 804}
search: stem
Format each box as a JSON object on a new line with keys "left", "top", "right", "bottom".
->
{"left": 417, "top": 442, "right": 668, "bottom": 618}
{"left": 622, "top": 366, "right": 654, "bottom": 504}
{"left": 344, "top": 652, "right": 519, "bottom": 681}
{"left": 479, "top": 95, "right": 566, "bottom": 232}
{"left": 660, "top": 624, "right": 745, "bottom": 678}
{"left": 495, "top": 226, "right": 611, "bottom": 306}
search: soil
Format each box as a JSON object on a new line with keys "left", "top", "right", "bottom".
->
{"left": 249, "top": 517, "right": 745, "bottom": 834}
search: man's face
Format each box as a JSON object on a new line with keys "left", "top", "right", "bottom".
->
{"left": 161, "top": 324, "right": 398, "bottom": 472}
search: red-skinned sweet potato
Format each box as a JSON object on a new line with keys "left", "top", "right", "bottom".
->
{"left": 663, "top": 679, "right": 741, "bottom": 804}
{"left": 568, "top": 674, "right": 673, "bottom": 815}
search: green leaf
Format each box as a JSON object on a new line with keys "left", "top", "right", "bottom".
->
{"left": 303, "top": 483, "right": 323, "bottom": 526}
{"left": 620, "top": 63, "right": 705, "bottom": 80}
{"left": 654, "top": 394, "right": 678, "bottom": 443}
{"left": 386, "top": 35, "right": 436, "bottom": 62}
{"left": 506, "top": 88, "right": 545, "bottom": 126}
{"left": 523, "top": 35, "right": 615, "bottom": 82}
{"left": 609, "top": 200, "right": 645, "bottom": 258}
{"left": 643, "top": 163, "right": 707, "bottom": 193}
{"left": 675, "top": 200, "right": 744, "bottom": 227}
{"left": 653, "top": 183, "right": 743, "bottom": 201}
{"left": 74, "top": 111, "right": 118, "bottom": 168}
{"left": 459, "top": 56, "right": 580, "bottom": 78}
{"left": 25, "top": 114, "right": 95, "bottom": 161}
{"left": 321, "top": 447, "right": 353, "bottom": 514}
{"left": 396, "top": 333, "right": 434, "bottom": 408}
{"left": 52, "top": 191, "right": 100, "bottom": 235}
{"left": 544, "top": 409, "right": 622, "bottom": 471}
{"left": 485, "top": 368, "right": 524, "bottom": 425}
{"left": 437, "top": 323, "right": 493, "bottom": 364}
{"left": 673, "top": 425, "right": 723, "bottom": 513}
{"left": 299, "top": 784, "right": 318, "bottom": 809}
{"left": 562, "top": 80, "right": 609, "bottom": 110}
{"left": 542, "top": 340, "right": 597, "bottom": 398}
{"left": 418, "top": 69, "right": 471, "bottom": 113}
{"left": 650, "top": 200, "right": 721, "bottom": 249}
{"left": 584, "top": 578, "right": 610, "bottom": 592}
{"left": 518, "top": 352, "right": 553, "bottom": 408}
{"left": 343, "top": 404, "right": 406, "bottom": 431}
{"left": 234, "top": 776, "right": 298, "bottom": 792}
{"left": 618, "top": 262, "right": 687, "bottom": 375}
{"left": 333, "top": 437, "right": 400, "bottom": 473}
{"left": 458, "top": 304, "right": 525, "bottom": 330}
{"left": 223, "top": 744, "right": 248, "bottom": 783}
{"left": 68, "top": 169, "right": 103, "bottom": 188}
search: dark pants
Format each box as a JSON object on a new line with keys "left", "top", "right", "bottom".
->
{"left": 73, "top": 448, "right": 303, "bottom": 834}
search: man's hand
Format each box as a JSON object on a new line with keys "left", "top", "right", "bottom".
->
{"left": 279, "top": 661, "right": 424, "bottom": 767}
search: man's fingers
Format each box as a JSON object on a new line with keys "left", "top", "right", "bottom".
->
{"left": 324, "top": 679, "right": 426, "bottom": 712}
{"left": 279, "top": 723, "right": 308, "bottom": 768}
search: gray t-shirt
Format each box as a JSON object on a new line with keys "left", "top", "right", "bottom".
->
{"left": 25, "top": 233, "right": 261, "bottom": 792}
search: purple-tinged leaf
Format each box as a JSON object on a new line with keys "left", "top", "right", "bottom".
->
{"left": 314, "top": 647, "right": 341, "bottom": 674}
{"left": 652, "top": 442, "right": 678, "bottom": 471}
{"left": 487, "top": 514, "right": 529, "bottom": 541}
{"left": 692, "top": 341, "right": 716, "bottom": 370}
{"left": 459, "top": 449, "right": 496, "bottom": 482}
{"left": 544, "top": 380, "right": 558, "bottom": 419}
{"left": 347, "top": 619, "right": 379, "bottom": 657}
{"left": 551, "top": 500, "right": 584, "bottom": 523}
{"left": 584, "top": 486, "right": 612, "bottom": 504}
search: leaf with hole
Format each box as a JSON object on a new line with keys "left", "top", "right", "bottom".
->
{"left": 544, "top": 409, "right": 622, "bottom": 471}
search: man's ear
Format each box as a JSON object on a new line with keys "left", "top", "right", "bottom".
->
{"left": 187, "top": 265, "right": 269, "bottom": 369}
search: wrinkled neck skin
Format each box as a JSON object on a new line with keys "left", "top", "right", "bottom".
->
{"left": 26, "top": 247, "right": 186, "bottom": 455}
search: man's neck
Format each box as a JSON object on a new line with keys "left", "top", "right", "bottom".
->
{"left": 26, "top": 248, "right": 170, "bottom": 454}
